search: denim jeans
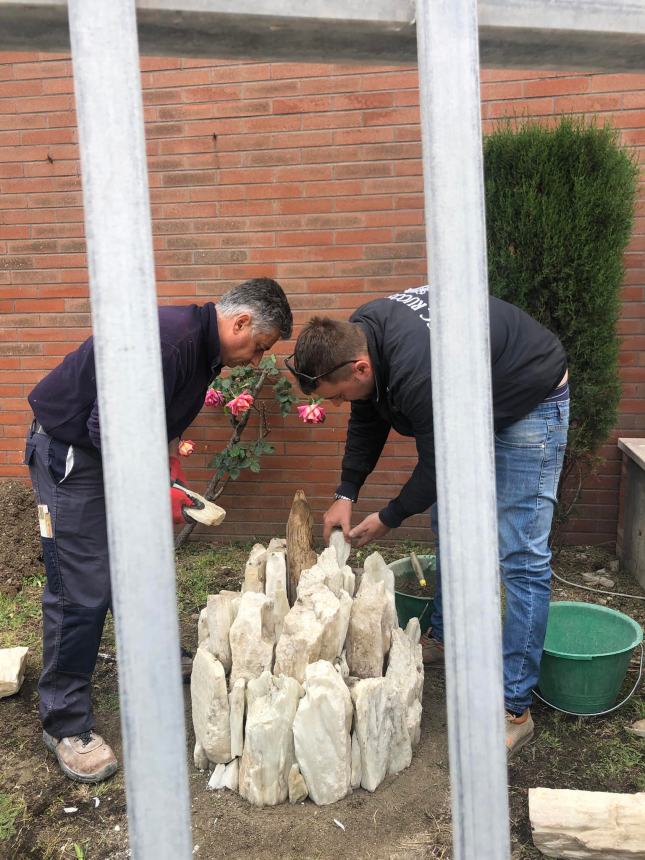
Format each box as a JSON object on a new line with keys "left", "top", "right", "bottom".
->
{"left": 429, "top": 395, "right": 569, "bottom": 713}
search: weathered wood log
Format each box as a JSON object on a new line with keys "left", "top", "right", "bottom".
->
{"left": 286, "top": 489, "right": 316, "bottom": 604}
{"left": 529, "top": 787, "right": 645, "bottom": 860}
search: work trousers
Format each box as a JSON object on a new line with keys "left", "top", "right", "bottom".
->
{"left": 25, "top": 423, "right": 110, "bottom": 738}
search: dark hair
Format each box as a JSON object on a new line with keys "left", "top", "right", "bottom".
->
{"left": 293, "top": 317, "right": 367, "bottom": 394}
{"left": 218, "top": 278, "right": 292, "bottom": 339}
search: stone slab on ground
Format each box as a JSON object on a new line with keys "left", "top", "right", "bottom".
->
{"left": 0, "top": 645, "right": 28, "bottom": 697}
{"left": 529, "top": 787, "right": 645, "bottom": 859}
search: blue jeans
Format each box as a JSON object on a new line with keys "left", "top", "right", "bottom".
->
{"left": 429, "top": 395, "right": 569, "bottom": 713}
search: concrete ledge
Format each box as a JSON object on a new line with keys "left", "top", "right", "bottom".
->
{"left": 618, "top": 438, "right": 645, "bottom": 472}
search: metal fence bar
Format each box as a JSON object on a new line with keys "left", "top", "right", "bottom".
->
{"left": 416, "top": 1, "right": 510, "bottom": 858}
{"left": 67, "top": 1, "right": 192, "bottom": 857}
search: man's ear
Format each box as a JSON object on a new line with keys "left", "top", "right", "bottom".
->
{"left": 233, "top": 312, "right": 251, "bottom": 334}
{"left": 353, "top": 356, "right": 372, "bottom": 377}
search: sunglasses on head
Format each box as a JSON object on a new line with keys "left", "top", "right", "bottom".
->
{"left": 284, "top": 354, "right": 358, "bottom": 388}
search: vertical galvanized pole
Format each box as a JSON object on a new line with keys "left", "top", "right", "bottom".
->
{"left": 416, "top": 1, "right": 510, "bottom": 858}
{"left": 67, "top": 2, "right": 192, "bottom": 857}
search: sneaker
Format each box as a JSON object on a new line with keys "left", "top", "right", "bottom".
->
{"left": 181, "top": 647, "right": 193, "bottom": 683}
{"left": 505, "top": 708, "right": 534, "bottom": 757}
{"left": 43, "top": 729, "right": 117, "bottom": 783}
{"left": 420, "top": 632, "right": 445, "bottom": 668}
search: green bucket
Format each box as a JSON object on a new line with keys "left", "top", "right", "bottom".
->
{"left": 388, "top": 555, "right": 436, "bottom": 635}
{"left": 537, "top": 601, "right": 644, "bottom": 715}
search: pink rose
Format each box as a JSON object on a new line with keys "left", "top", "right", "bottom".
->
{"left": 297, "top": 402, "right": 326, "bottom": 424}
{"left": 226, "top": 390, "right": 254, "bottom": 418}
{"left": 205, "top": 388, "right": 225, "bottom": 407}
{"left": 178, "top": 439, "right": 195, "bottom": 457}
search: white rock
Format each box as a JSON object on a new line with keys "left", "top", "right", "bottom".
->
{"left": 351, "top": 676, "right": 412, "bottom": 792}
{"left": 221, "top": 758, "right": 239, "bottom": 792}
{"left": 288, "top": 763, "right": 308, "bottom": 804}
{"left": 342, "top": 566, "right": 356, "bottom": 598}
{"left": 345, "top": 578, "right": 392, "bottom": 678}
{"left": 191, "top": 647, "right": 231, "bottom": 764}
{"left": 329, "top": 528, "right": 351, "bottom": 567}
{"left": 351, "top": 730, "right": 362, "bottom": 789}
{"left": 363, "top": 552, "right": 398, "bottom": 642}
{"left": 0, "top": 646, "right": 28, "bottom": 698}
{"left": 197, "top": 607, "right": 209, "bottom": 646}
{"left": 293, "top": 661, "right": 353, "bottom": 805}
{"left": 387, "top": 627, "right": 424, "bottom": 747}
{"left": 529, "top": 787, "right": 645, "bottom": 860}
{"left": 194, "top": 741, "right": 209, "bottom": 770}
{"left": 239, "top": 672, "right": 302, "bottom": 806}
{"left": 229, "top": 592, "right": 275, "bottom": 687}
{"left": 334, "top": 650, "right": 350, "bottom": 680}
{"left": 229, "top": 678, "right": 246, "bottom": 758}
{"left": 248, "top": 542, "right": 267, "bottom": 565}
{"left": 242, "top": 560, "right": 265, "bottom": 594}
{"left": 275, "top": 583, "right": 347, "bottom": 682}
{"left": 208, "top": 763, "right": 226, "bottom": 790}
{"left": 206, "top": 590, "right": 238, "bottom": 672}
{"left": 404, "top": 617, "right": 421, "bottom": 645}
{"left": 265, "top": 551, "right": 290, "bottom": 641}
{"left": 267, "top": 537, "right": 287, "bottom": 554}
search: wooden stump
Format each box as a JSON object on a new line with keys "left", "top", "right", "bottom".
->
{"left": 286, "top": 490, "right": 317, "bottom": 605}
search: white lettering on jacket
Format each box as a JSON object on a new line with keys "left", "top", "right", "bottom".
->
{"left": 387, "top": 285, "right": 431, "bottom": 326}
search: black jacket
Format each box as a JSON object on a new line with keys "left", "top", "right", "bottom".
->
{"left": 29, "top": 303, "right": 222, "bottom": 451}
{"left": 336, "top": 287, "right": 567, "bottom": 528}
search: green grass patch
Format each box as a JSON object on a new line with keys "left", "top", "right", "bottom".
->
{"left": 0, "top": 791, "right": 25, "bottom": 842}
{"left": 590, "top": 737, "right": 645, "bottom": 787}
{"left": 0, "top": 586, "right": 42, "bottom": 650}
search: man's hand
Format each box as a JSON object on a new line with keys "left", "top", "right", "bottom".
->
{"left": 349, "top": 512, "right": 391, "bottom": 547}
{"left": 323, "top": 499, "right": 353, "bottom": 543}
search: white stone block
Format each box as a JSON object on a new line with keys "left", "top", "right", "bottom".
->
{"left": 239, "top": 672, "right": 303, "bottom": 807}
{"left": 194, "top": 741, "right": 208, "bottom": 770}
{"left": 229, "top": 678, "right": 246, "bottom": 758}
{"left": 197, "top": 607, "right": 209, "bottom": 646}
{"left": 329, "top": 528, "right": 351, "bottom": 568}
{"left": 346, "top": 578, "right": 392, "bottom": 678}
{"left": 265, "top": 551, "right": 290, "bottom": 641}
{"left": 206, "top": 590, "right": 238, "bottom": 673}
{"left": 248, "top": 542, "right": 267, "bottom": 565}
{"left": 0, "top": 646, "right": 28, "bottom": 698}
{"left": 191, "top": 646, "right": 231, "bottom": 764}
{"left": 342, "top": 566, "right": 356, "bottom": 598}
{"left": 288, "top": 763, "right": 308, "bottom": 804}
{"left": 351, "top": 676, "right": 412, "bottom": 792}
{"left": 267, "top": 537, "right": 287, "bottom": 554}
{"left": 404, "top": 617, "right": 421, "bottom": 645}
{"left": 229, "top": 592, "right": 275, "bottom": 687}
{"left": 242, "top": 560, "right": 265, "bottom": 594}
{"left": 293, "top": 661, "right": 353, "bottom": 805}
{"left": 207, "top": 759, "right": 238, "bottom": 791}
{"left": 529, "top": 787, "right": 645, "bottom": 859}
{"left": 363, "top": 552, "right": 398, "bottom": 644}
{"left": 386, "top": 628, "right": 424, "bottom": 747}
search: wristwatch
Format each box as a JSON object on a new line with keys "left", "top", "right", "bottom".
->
{"left": 334, "top": 493, "right": 355, "bottom": 503}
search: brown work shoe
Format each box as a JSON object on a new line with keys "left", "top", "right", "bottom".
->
{"left": 420, "top": 632, "right": 445, "bottom": 668}
{"left": 43, "top": 729, "right": 117, "bottom": 783}
{"left": 505, "top": 708, "right": 534, "bottom": 758}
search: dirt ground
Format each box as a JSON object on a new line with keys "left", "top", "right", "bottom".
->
{"left": 1, "top": 482, "right": 644, "bottom": 859}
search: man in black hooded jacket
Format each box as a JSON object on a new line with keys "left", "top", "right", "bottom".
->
{"left": 288, "top": 285, "right": 569, "bottom": 755}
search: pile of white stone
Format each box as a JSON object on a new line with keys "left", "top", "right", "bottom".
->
{"left": 191, "top": 536, "right": 423, "bottom": 807}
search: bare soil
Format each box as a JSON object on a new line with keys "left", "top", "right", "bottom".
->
{"left": 0, "top": 483, "right": 643, "bottom": 859}
{"left": 0, "top": 481, "right": 42, "bottom": 597}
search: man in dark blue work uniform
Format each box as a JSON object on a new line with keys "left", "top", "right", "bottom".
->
{"left": 25, "top": 277, "right": 292, "bottom": 783}
{"left": 287, "top": 285, "right": 569, "bottom": 756}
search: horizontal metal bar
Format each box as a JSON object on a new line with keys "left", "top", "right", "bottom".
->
{"left": 1, "top": 0, "right": 644, "bottom": 70}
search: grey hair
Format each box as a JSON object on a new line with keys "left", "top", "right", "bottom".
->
{"left": 218, "top": 278, "right": 293, "bottom": 339}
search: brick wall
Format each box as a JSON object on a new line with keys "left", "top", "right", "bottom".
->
{"left": 1, "top": 52, "right": 643, "bottom": 545}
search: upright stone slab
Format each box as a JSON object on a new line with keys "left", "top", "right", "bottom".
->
{"left": 197, "top": 607, "right": 209, "bottom": 647}
{"left": 265, "top": 551, "right": 290, "bottom": 642}
{"left": 267, "top": 537, "right": 287, "bottom": 554}
{"left": 239, "top": 671, "right": 302, "bottom": 807}
{"left": 293, "top": 661, "right": 353, "bottom": 805}
{"left": 288, "top": 763, "right": 308, "bottom": 804}
{"left": 275, "top": 582, "right": 345, "bottom": 682}
{"left": 229, "top": 592, "right": 275, "bottom": 687}
{"left": 329, "top": 527, "right": 351, "bottom": 567}
{"left": 386, "top": 627, "right": 424, "bottom": 747}
{"left": 0, "top": 646, "right": 28, "bottom": 698}
{"left": 191, "top": 646, "right": 231, "bottom": 764}
{"left": 346, "top": 577, "right": 392, "bottom": 678}
{"left": 229, "top": 678, "right": 246, "bottom": 758}
{"left": 206, "top": 589, "right": 238, "bottom": 673}
{"left": 242, "top": 542, "right": 268, "bottom": 593}
{"left": 363, "top": 551, "right": 398, "bottom": 644}
{"left": 351, "top": 676, "right": 412, "bottom": 791}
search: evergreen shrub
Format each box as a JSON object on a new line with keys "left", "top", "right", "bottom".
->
{"left": 484, "top": 118, "right": 639, "bottom": 527}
